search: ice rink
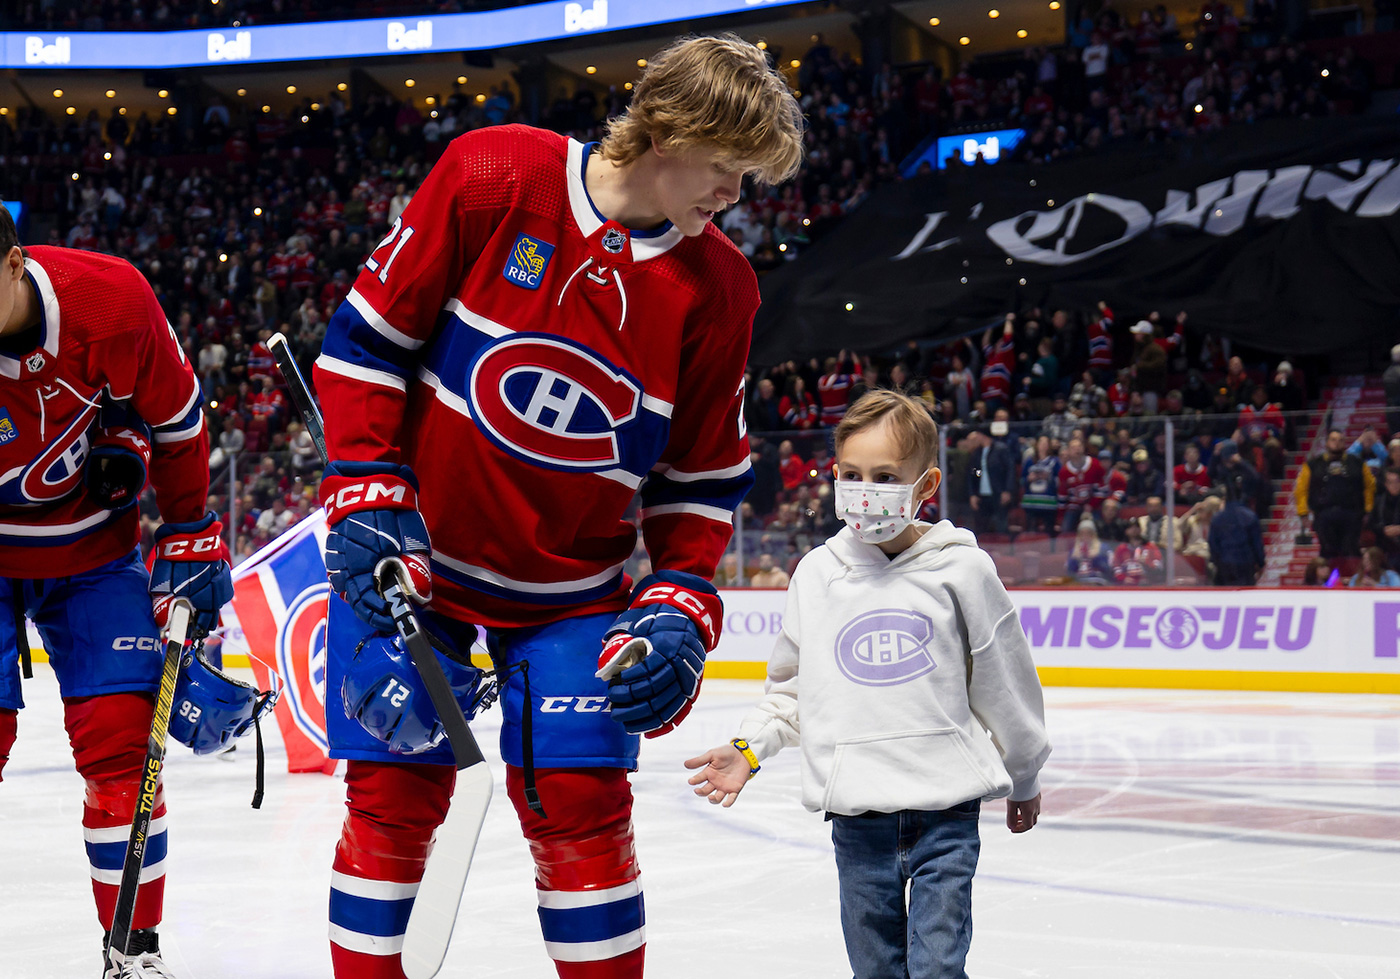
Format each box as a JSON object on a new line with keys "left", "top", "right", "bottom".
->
{"left": 4, "top": 665, "right": 1398, "bottom": 979}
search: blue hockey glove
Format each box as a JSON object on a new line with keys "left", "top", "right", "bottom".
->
{"left": 596, "top": 571, "right": 722, "bottom": 738}
{"left": 321, "top": 461, "right": 432, "bottom": 633}
{"left": 149, "top": 512, "right": 234, "bottom": 637}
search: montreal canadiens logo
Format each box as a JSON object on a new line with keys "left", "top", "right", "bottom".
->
{"left": 835, "top": 609, "right": 937, "bottom": 686}
{"left": 0, "top": 400, "right": 99, "bottom": 505}
{"left": 276, "top": 583, "right": 330, "bottom": 749}
{"left": 468, "top": 334, "right": 642, "bottom": 470}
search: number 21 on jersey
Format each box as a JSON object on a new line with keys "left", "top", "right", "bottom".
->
{"left": 365, "top": 218, "right": 415, "bottom": 285}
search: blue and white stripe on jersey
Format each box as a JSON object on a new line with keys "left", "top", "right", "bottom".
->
{"left": 537, "top": 879, "right": 645, "bottom": 964}
{"left": 639, "top": 459, "right": 755, "bottom": 527}
{"left": 152, "top": 385, "right": 206, "bottom": 445}
{"left": 316, "top": 289, "right": 423, "bottom": 392}
{"left": 327, "top": 870, "right": 419, "bottom": 956}
{"left": 84, "top": 815, "right": 167, "bottom": 885}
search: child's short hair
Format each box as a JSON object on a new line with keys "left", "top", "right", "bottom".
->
{"left": 599, "top": 33, "right": 803, "bottom": 186}
{"left": 834, "top": 389, "right": 940, "bottom": 472}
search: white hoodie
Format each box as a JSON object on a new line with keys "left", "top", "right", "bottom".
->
{"left": 737, "top": 521, "right": 1050, "bottom": 816}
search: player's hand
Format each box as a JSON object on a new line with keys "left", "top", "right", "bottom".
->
{"left": 684, "top": 746, "right": 749, "bottom": 807}
{"left": 321, "top": 461, "right": 431, "bottom": 632}
{"left": 600, "top": 571, "right": 721, "bottom": 738}
{"left": 149, "top": 512, "right": 233, "bottom": 637}
{"left": 1007, "top": 793, "right": 1042, "bottom": 833}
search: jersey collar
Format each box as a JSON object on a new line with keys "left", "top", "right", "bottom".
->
{"left": 0, "top": 258, "right": 62, "bottom": 381}
{"left": 565, "top": 139, "right": 684, "bottom": 264}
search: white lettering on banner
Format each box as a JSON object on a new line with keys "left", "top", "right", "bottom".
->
{"left": 24, "top": 36, "right": 70, "bottom": 64}
{"left": 711, "top": 588, "right": 1400, "bottom": 683}
{"left": 962, "top": 135, "right": 1002, "bottom": 164}
{"left": 207, "top": 30, "right": 251, "bottom": 61}
{"left": 564, "top": 0, "right": 607, "bottom": 33}
{"left": 386, "top": 20, "right": 432, "bottom": 51}
{"left": 927, "top": 160, "right": 1400, "bottom": 267}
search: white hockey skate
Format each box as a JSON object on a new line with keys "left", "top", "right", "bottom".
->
{"left": 120, "top": 951, "right": 180, "bottom": 979}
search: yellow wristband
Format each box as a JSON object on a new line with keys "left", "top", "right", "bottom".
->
{"left": 731, "top": 738, "right": 761, "bottom": 780}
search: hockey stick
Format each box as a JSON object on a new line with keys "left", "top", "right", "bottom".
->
{"left": 268, "top": 332, "right": 492, "bottom": 979}
{"left": 102, "top": 599, "right": 193, "bottom": 979}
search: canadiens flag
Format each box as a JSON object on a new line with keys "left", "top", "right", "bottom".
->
{"left": 224, "top": 513, "right": 337, "bottom": 774}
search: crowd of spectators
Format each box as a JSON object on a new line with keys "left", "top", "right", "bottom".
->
{"left": 736, "top": 300, "right": 1312, "bottom": 588}
{"left": 0, "top": 2, "right": 1387, "bottom": 572}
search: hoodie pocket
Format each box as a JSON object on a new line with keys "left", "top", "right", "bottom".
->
{"left": 821, "top": 728, "right": 1000, "bottom": 815}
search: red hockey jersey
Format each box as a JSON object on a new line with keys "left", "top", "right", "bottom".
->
{"left": 315, "top": 126, "right": 755, "bottom": 629}
{"left": 0, "top": 247, "right": 209, "bottom": 578}
{"left": 1057, "top": 456, "right": 1105, "bottom": 511}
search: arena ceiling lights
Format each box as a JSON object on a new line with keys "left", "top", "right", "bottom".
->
{"left": 1, "top": 0, "right": 810, "bottom": 70}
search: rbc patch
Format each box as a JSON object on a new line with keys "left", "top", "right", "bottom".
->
{"left": 503, "top": 233, "right": 554, "bottom": 290}
{"left": 0, "top": 409, "right": 16, "bottom": 445}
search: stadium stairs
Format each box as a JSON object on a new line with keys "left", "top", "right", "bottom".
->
{"left": 1259, "top": 374, "right": 1388, "bottom": 585}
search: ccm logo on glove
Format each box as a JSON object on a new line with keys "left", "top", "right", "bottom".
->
{"left": 326, "top": 480, "right": 412, "bottom": 515}
{"left": 633, "top": 582, "right": 718, "bottom": 650}
{"left": 154, "top": 531, "right": 222, "bottom": 558}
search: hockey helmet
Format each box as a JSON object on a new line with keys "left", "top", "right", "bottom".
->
{"left": 169, "top": 646, "right": 280, "bottom": 755}
{"left": 342, "top": 630, "right": 487, "bottom": 755}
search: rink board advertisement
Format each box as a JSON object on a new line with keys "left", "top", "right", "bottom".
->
{"left": 710, "top": 588, "right": 1400, "bottom": 693}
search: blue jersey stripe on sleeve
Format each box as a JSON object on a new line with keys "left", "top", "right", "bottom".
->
{"left": 639, "top": 469, "right": 755, "bottom": 514}
{"left": 323, "top": 301, "right": 422, "bottom": 380}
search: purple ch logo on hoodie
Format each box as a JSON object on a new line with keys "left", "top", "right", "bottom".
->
{"left": 835, "top": 610, "right": 937, "bottom": 686}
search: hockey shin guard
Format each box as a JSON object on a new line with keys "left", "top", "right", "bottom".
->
{"left": 64, "top": 693, "right": 167, "bottom": 931}
{"left": 508, "top": 766, "right": 645, "bottom": 979}
{"left": 330, "top": 760, "right": 455, "bottom": 979}
{"left": 0, "top": 708, "right": 15, "bottom": 781}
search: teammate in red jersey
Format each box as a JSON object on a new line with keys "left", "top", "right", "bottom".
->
{"left": 0, "top": 209, "right": 234, "bottom": 977}
{"left": 313, "top": 35, "right": 802, "bottom": 979}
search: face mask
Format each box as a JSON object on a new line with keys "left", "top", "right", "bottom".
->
{"left": 834, "top": 471, "right": 930, "bottom": 544}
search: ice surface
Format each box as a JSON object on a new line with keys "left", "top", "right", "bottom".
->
{"left": 4, "top": 668, "right": 1397, "bottom": 978}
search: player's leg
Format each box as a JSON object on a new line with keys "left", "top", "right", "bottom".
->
{"left": 330, "top": 760, "right": 455, "bottom": 979}
{"left": 829, "top": 812, "right": 909, "bottom": 979}
{"left": 905, "top": 803, "right": 981, "bottom": 979}
{"left": 499, "top": 613, "right": 646, "bottom": 978}
{"left": 32, "top": 551, "right": 171, "bottom": 939}
{"left": 0, "top": 575, "right": 21, "bottom": 782}
{"left": 324, "top": 595, "right": 459, "bottom": 979}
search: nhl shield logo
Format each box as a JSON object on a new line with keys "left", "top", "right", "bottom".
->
{"left": 25, "top": 352, "right": 44, "bottom": 373}
{"left": 601, "top": 227, "right": 628, "bottom": 254}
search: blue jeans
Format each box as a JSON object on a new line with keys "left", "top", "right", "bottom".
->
{"left": 830, "top": 801, "right": 981, "bottom": 979}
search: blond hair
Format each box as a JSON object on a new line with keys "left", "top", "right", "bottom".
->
{"left": 600, "top": 33, "right": 803, "bottom": 185}
{"left": 834, "top": 389, "right": 940, "bottom": 472}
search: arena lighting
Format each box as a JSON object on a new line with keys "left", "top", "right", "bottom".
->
{"left": 65, "top": 106, "right": 75, "bottom": 114}
{"left": 286, "top": 84, "right": 296, "bottom": 93}
{"left": 789, "top": 59, "right": 800, "bottom": 68}
{"left": 219, "top": 253, "right": 228, "bottom": 263}
{"left": 425, "top": 96, "right": 435, "bottom": 105}
{"left": 2, "top": 1, "right": 814, "bottom": 69}
{"left": 1194, "top": 103, "right": 1203, "bottom": 112}
{"left": 105, "top": 88, "right": 115, "bottom": 97}
{"left": 262, "top": 104, "right": 271, "bottom": 113}
{"left": 104, "top": 151, "right": 111, "bottom": 160}
{"left": 311, "top": 101, "right": 320, "bottom": 110}
{"left": 0, "top": 108, "right": 8, "bottom": 115}
{"left": 455, "top": 76, "right": 465, "bottom": 85}
{"left": 475, "top": 93, "right": 486, "bottom": 102}
{"left": 52, "top": 88, "right": 62, "bottom": 97}
{"left": 237, "top": 87, "right": 247, "bottom": 96}
{"left": 844, "top": 302, "right": 854, "bottom": 311}
{"left": 1321, "top": 68, "right": 1330, "bottom": 77}
{"left": 929, "top": 17, "right": 940, "bottom": 26}
{"left": 959, "top": 36, "right": 971, "bottom": 45}
{"left": 404, "top": 78, "right": 415, "bottom": 87}
{"left": 253, "top": 207, "right": 262, "bottom": 216}
{"left": 989, "top": 9, "right": 1000, "bottom": 18}
{"left": 585, "top": 65, "right": 597, "bottom": 74}
{"left": 636, "top": 58, "right": 647, "bottom": 67}
{"left": 624, "top": 82, "right": 633, "bottom": 90}
{"left": 757, "top": 40, "right": 767, "bottom": 49}
{"left": 158, "top": 89, "right": 169, "bottom": 98}
{"left": 71, "top": 172, "right": 79, "bottom": 180}
{"left": 118, "top": 106, "right": 126, "bottom": 114}
{"left": 1049, "top": 1, "right": 1061, "bottom": 8}
{"left": 167, "top": 106, "right": 177, "bottom": 115}
{"left": 339, "top": 82, "right": 350, "bottom": 91}
{"left": 1017, "top": 29, "right": 1028, "bottom": 38}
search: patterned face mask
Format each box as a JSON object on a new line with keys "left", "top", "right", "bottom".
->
{"left": 833, "top": 470, "right": 930, "bottom": 544}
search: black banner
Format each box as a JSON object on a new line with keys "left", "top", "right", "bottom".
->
{"left": 753, "top": 118, "right": 1400, "bottom": 364}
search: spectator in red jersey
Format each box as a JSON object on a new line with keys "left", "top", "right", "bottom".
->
{"left": 1174, "top": 443, "right": 1211, "bottom": 502}
{"left": 817, "top": 351, "right": 858, "bottom": 426}
{"left": 1113, "top": 521, "right": 1164, "bottom": 585}
{"left": 777, "top": 440, "right": 808, "bottom": 491}
{"left": 1238, "top": 385, "right": 1285, "bottom": 477}
{"left": 245, "top": 329, "right": 275, "bottom": 381}
{"left": 1107, "top": 368, "right": 1132, "bottom": 416}
{"left": 779, "top": 375, "right": 821, "bottom": 430}
{"left": 1087, "top": 301, "right": 1115, "bottom": 386}
{"left": 979, "top": 317, "right": 1016, "bottom": 413}
{"left": 1057, "top": 437, "right": 1106, "bottom": 533}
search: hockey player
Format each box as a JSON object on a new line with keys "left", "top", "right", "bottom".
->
{"left": 313, "top": 35, "right": 803, "bottom": 979}
{"left": 0, "top": 207, "right": 234, "bottom": 976}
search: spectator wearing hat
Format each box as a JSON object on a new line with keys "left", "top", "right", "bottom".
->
{"left": 1213, "top": 439, "right": 1265, "bottom": 513}
{"left": 1348, "top": 425, "right": 1388, "bottom": 470}
{"left": 1125, "top": 447, "right": 1165, "bottom": 504}
{"left": 1129, "top": 320, "right": 1166, "bottom": 414}
{"left": 1209, "top": 495, "right": 1264, "bottom": 586}
{"left": 1267, "top": 360, "right": 1305, "bottom": 449}
{"left": 1370, "top": 467, "right": 1400, "bottom": 572}
{"left": 1384, "top": 343, "right": 1400, "bottom": 441}
{"left": 1296, "top": 428, "right": 1374, "bottom": 560}
{"left": 967, "top": 426, "right": 1016, "bottom": 535}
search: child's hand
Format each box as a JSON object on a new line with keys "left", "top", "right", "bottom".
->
{"left": 1007, "top": 793, "right": 1042, "bottom": 833}
{"left": 684, "top": 745, "right": 751, "bottom": 807}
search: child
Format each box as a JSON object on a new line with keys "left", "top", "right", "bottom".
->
{"left": 686, "top": 389, "right": 1050, "bottom": 979}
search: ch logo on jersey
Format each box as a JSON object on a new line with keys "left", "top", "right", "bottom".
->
{"left": 0, "top": 400, "right": 99, "bottom": 505}
{"left": 277, "top": 584, "right": 331, "bottom": 748}
{"left": 0, "top": 410, "right": 16, "bottom": 445}
{"left": 503, "top": 233, "right": 555, "bottom": 290}
{"left": 468, "top": 334, "right": 642, "bottom": 470}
